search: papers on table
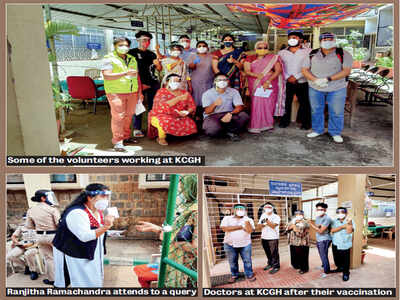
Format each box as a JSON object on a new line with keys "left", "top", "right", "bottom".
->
{"left": 254, "top": 87, "right": 273, "bottom": 98}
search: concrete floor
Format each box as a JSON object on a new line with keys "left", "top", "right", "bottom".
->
{"left": 61, "top": 99, "right": 393, "bottom": 166}
{"left": 6, "top": 239, "right": 160, "bottom": 287}
{"left": 209, "top": 237, "right": 395, "bottom": 288}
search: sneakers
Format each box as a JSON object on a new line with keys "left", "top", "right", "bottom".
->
{"left": 263, "top": 265, "right": 273, "bottom": 271}
{"left": 269, "top": 268, "right": 280, "bottom": 275}
{"left": 343, "top": 274, "right": 350, "bottom": 281}
{"left": 113, "top": 142, "right": 126, "bottom": 152}
{"left": 320, "top": 273, "right": 328, "bottom": 278}
{"left": 307, "top": 132, "right": 322, "bottom": 138}
{"left": 247, "top": 275, "right": 257, "bottom": 282}
{"left": 133, "top": 130, "right": 145, "bottom": 138}
{"left": 332, "top": 135, "right": 344, "bottom": 143}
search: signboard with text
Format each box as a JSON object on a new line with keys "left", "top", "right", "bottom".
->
{"left": 269, "top": 180, "right": 302, "bottom": 197}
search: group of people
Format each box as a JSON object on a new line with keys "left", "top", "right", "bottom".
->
{"left": 220, "top": 202, "right": 355, "bottom": 284}
{"left": 101, "top": 29, "right": 353, "bottom": 151}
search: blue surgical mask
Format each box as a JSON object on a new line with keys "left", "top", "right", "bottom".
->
{"left": 224, "top": 41, "right": 233, "bottom": 48}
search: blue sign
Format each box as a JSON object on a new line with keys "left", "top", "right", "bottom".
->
{"left": 87, "top": 43, "right": 102, "bottom": 50}
{"left": 269, "top": 180, "right": 302, "bottom": 197}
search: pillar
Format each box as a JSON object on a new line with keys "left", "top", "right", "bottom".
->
{"left": 312, "top": 26, "right": 320, "bottom": 49}
{"left": 202, "top": 193, "right": 212, "bottom": 288}
{"left": 104, "top": 29, "right": 114, "bottom": 53}
{"left": 23, "top": 174, "right": 52, "bottom": 208}
{"left": 338, "top": 174, "right": 367, "bottom": 269}
{"left": 7, "top": 5, "right": 60, "bottom": 155}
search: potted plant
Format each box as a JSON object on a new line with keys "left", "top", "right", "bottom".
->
{"left": 52, "top": 82, "right": 75, "bottom": 139}
{"left": 375, "top": 56, "right": 393, "bottom": 78}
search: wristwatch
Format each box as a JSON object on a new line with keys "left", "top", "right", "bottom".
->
{"left": 327, "top": 76, "right": 332, "bottom": 82}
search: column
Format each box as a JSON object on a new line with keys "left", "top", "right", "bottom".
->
{"left": 23, "top": 174, "right": 52, "bottom": 208}
{"left": 104, "top": 29, "right": 114, "bottom": 53}
{"left": 312, "top": 26, "right": 320, "bottom": 49}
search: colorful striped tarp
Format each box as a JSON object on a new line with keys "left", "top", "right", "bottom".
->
{"left": 226, "top": 4, "right": 377, "bottom": 29}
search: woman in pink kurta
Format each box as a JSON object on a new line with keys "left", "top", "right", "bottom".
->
{"left": 148, "top": 73, "right": 197, "bottom": 145}
{"left": 244, "top": 41, "right": 285, "bottom": 133}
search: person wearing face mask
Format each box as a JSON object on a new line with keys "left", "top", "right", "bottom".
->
{"left": 309, "top": 202, "right": 332, "bottom": 278}
{"left": 278, "top": 30, "right": 312, "bottom": 130}
{"left": 220, "top": 204, "right": 256, "bottom": 283}
{"left": 155, "top": 44, "right": 192, "bottom": 93}
{"left": 212, "top": 34, "right": 245, "bottom": 91}
{"left": 147, "top": 73, "right": 197, "bottom": 146}
{"left": 202, "top": 73, "right": 249, "bottom": 141}
{"left": 330, "top": 207, "right": 355, "bottom": 281}
{"left": 102, "top": 37, "right": 143, "bottom": 152}
{"left": 52, "top": 184, "right": 115, "bottom": 287}
{"left": 188, "top": 41, "right": 214, "bottom": 126}
{"left": 301, "top": 32, "right": 353, "bottom": 143}
{"left": 286, "top": 210, "right": 310, "bottom": 274}
{"left": 178, "top": 35, "right": 196, "bottom": 64}
{"left": 128, "top": 31, "right": 160, "bottom": 138}
{"left": 244, "top": 41, "right": 285, "bottom": 133}
{"left": 258, "top": 203, "right": 281, "bottom": 274}
{"left": 25, "top": 190, "right": 61, "bottom": 285}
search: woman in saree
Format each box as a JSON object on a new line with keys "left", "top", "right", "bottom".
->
{"left": 136, "top": 175, "right": 198, "bottom": 287}
{"left": 244, "top": 41, "right": 285, "bottom": 133}
{"left": 212, "top": 34, "right": 245, "bottom": 91}
{"left": 147, "top": 73, "right": 197, "bottom": 146}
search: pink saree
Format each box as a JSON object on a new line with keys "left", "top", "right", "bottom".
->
{"left": 247, "top": 54, "right": 285, "bottom": 133}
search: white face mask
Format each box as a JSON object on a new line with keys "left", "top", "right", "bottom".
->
{"left": 216, "top": 81, "right": 228, "bottom": 89}
{"left": 117, "top": 46, "right": 129, "bottom": 54}
{"left": 168, "top": 81, "right": 180, "bottom": 90}
{"left": 296, "top": 215, "right": 304, "bottom": 221}
{"left": 236, "top": 210, "right": 245, "bottom": 217}
{"left": 320, "top": 40, "right": 336, "bottom": 49}
{"left": 316, "top": 210, "right": 325, "bottom": 217}
{"left": 197, "top": 47, "right": 208, "bottom": 54}
{"left": 180, "top": 42, "right": 190, "bottom": 48}
{"left": 337, "top": 214, "right": 346, "bottom": 220}
{"left": 95, "top": 199, "right": 109, "bottom": 211}
{"left": 264, "top": 208, "right": 273, "bottom": 214}
{"left": 170, "top": 51, "right": 181, "bottom": 57}
{"left": 288, "top": 38, "right": 299, "bottom": 47}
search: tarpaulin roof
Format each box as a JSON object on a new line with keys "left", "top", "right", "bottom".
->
{"left": 226, "top": 4, "right": 377, "bottom": 29}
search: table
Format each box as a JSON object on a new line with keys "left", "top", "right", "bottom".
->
{"left": 367, "top": 225, "right": 394, "bottom": 237}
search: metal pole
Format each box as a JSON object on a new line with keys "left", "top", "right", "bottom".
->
{"left": 285, "top": 197, "right": 288, "bottom": 224}
{"left": 168, "top": 6, "right": 172, "bottom": 43}
{"left": 146, "top": 16, "right": 149, "bottom": 32}
{"left": 157, "top": 174, "right": 180, "bottom": 288}
{"left": 154, "top": 16, "right": 159, "bottom": 48}
{"left": 161, "top": 6, "right": 166, "bottom": 52}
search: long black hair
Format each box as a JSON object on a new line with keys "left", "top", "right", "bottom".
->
{"left": 60, "top": 183, "right": 109, "bottom": 218}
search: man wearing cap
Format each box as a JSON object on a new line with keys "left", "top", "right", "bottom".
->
{"left": 278, "top": 30, "right": 312, "bottom": 130}
{"left": 331, "top": 207, "right": 355, "bottom": 281}
{"left": 258, "top": 202, "right": 281, "bottom": 274}
{"left": 220, "top": 204, "right": 256, "bottom": 283}
{"left": 128, "top": 31, "right": 160, "bottom": 138}
{"left": 178, "top": 35, "right": 197, "bottom": 64}
{"left": 302, "top": 32, "right": 353, "bottom": 143}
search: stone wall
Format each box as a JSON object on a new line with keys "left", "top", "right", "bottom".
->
{"left": 7, "top": 174, "right": 168, "bottom": 239}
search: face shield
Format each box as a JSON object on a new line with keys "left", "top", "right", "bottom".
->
{"left": 86, "top": 190, "right": 112, "bottom": 201}
{"left": 44, "top": 191, "right": 59, "bottom": 206}
{"left": 234, "top": 205, "right": 246, "bottom": 217}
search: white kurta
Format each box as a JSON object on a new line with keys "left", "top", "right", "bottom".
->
{"left": 53, "top": 208, "right": 105, "bottom": 287}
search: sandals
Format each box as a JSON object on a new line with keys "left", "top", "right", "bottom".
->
{"left": 157, "top": 138, "right": 168, "bottom": 146}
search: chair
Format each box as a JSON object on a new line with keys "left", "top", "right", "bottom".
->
{"left": 84, "top": 68, "right": 101, "bottom": 80}
{"left": 382, "top": 226, "right": 395, "bottom": 240}
{"left": 66, "top": 76, "right": 106, "bottom": 114}
{"left": 358, "top": 69, "right": 391, "bottom": 106}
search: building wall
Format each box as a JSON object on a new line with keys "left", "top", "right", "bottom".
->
{"left": 7, "top": 174, "right": 168, "bottom": 239}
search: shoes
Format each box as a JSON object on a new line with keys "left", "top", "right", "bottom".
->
{"left": 133, "top": 130, "right": 145, "bottom": 138}
{"left": 24, "top": 266, "right": 31, "bottom": 275}
{"left": 247, "top": 275, "right": 257, "bottom": 282}
{"left": 264, "top": 265, "right": 273, "bottom": 271}
{"left": 123, "top": 137, "right": 139, "bottom": 144}
{"left": 227, "top": 132, "right": 240, "bottom": 142}
{"left": 332, "top": 135, "right": 343, "bottom": 143}
{"left": 320, "top": 273, "right": 328, "bottom": 278}
{"left": 30, "top": 272, "right": 39, "bottom": 280}
{"left": 269, "top": 268, "right": 280, "bottom": 275}
{"left": 113, "top": 142, "right": 126, "bottom": 152}
{"left": 228, "top": 276, "right": 237, "bottom": 283}
{"left": 300, "top": 125, "right": 311, "bottom": 130}
{"left": 343, "top": 274, "right": 350, "bottom": 281}
{"left": 332, "top": 268, "right": 343, "bottom": 273}
{"left": 307, "top": 132, "right": 322, "bottom": 138}
{"left": 43, "top": 279, "right": 54, "bottom": 285}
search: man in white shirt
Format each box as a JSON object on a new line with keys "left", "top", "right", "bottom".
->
{"left": 220, "top": 204, "right": 256, "bottom": 283}
{"left": 278, "top": 30, "right": 312, "bottom": 130}
{"left": 259, "top": 202, "right": 281, "bottom": 274}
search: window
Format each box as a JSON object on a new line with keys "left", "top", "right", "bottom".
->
{"left": 6, "top": 174, "right": 88, "bottom": 190}
{"left": 139, "top": 174, "right": 171, "bottom": 189}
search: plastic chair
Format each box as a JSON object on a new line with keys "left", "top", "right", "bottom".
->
{"left": 66, "top": 76, "right": 106, "bottom": 114}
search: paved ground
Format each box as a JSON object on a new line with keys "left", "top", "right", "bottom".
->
{"left": 210, "top": 237, "right": 395, "bottom": 288}
{"left": 61, "top": 99, "right": 393, "bottom": 166}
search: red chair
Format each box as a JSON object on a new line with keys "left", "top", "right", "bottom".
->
{"left": 66, "top": 76, "right": 106, "bottom": 114}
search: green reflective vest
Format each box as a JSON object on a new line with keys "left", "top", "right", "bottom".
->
{"left": 103, "top": 51, "right": 139, "bottom": 94}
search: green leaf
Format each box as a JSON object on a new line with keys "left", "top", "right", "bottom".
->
{"left": 45, "top": 21, "right": 79, "bottom": 40}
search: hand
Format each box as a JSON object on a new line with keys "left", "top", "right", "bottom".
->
{"left": 104, "top": 215, "right": 115, "bottom": 229}
{"left": 257, "top": 73, "right": 264, "bottom": 80}
{"left": 262, "top": 80, "right": 272, "bottom": 89}
{"left": 244, "top": 221, "right": 252, "bottom": 232}
{"left": 214, "top": 97, "right": 223, "bottom": 106}
{"left": 314, "top": 78, "right": 328, "bottom": 88}
{"left": 136, "top": 221, "right": 161, "bottom": 233}
{"left": 347, "top": 217, "right": 352, "bottom": 224}
{"left": 221, "top": 112, "right": 232, "bottom": 123}
{"left": 287, "top": 76, "right": 297, "bottom": 84}
{"left": 126, "top": 69, "right": 138, "bottom": 77}
{"left": 227, "top": 55, "right": 236, "bottom": 64}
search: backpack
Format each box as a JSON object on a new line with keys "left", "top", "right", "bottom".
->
{"left": 309, "top": 47, "right": 348, "bottom": 81}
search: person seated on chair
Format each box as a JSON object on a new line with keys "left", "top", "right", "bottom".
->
{"left": 147, "top": 73, "right": 197, "bottom": 146}
{"left": 7, "top": 213, "right": 39, "bottom": 280}
{"left": 202, "top": 73, "right": 249, "bottom": 141}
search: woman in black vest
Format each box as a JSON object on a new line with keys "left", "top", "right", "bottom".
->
{"left": 52, "top": 183, "right": 114, "bottom": 287}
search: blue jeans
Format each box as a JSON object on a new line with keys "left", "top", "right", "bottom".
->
{"left": 224, "top": 243, "right": 254, "bottom": 278}
{"left": 317, "top": 239, "right": 332, "bottom": 274}
{"left": 308, "top": 87, "right": 347, "bottom": 136}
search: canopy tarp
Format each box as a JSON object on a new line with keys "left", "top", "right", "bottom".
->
{"left": 226, "top": 4, "right": 377, "bottom": 29}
